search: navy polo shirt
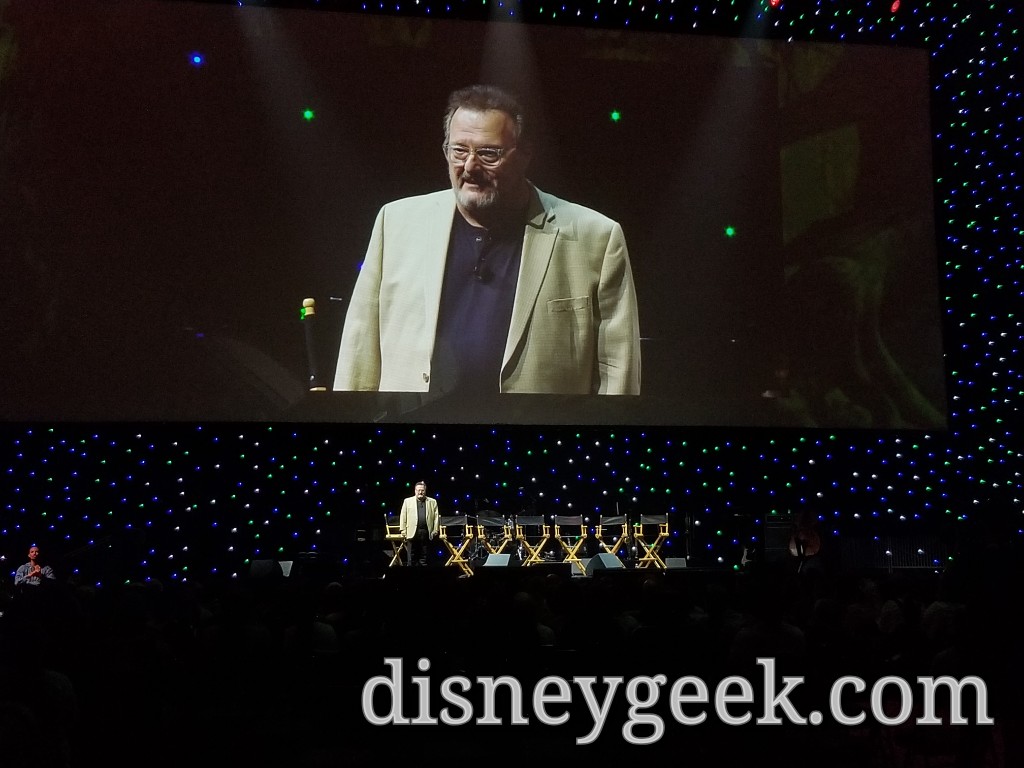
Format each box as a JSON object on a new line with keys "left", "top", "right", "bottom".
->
{"left": 431, "top": 210, "right": 524, "bottom": 395}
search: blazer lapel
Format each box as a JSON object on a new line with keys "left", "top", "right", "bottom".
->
{"left": 504, "top": 189, "right": 557, "bottom": 368}
{"left": 420, "top": 192, "right": 457, "bottom": 348}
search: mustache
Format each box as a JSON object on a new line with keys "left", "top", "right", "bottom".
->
{"left": 460, "top": 171, "right": 491, "bottom": 187}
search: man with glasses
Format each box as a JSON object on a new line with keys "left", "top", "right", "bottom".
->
{"left": 334, "top": 84, "right": 640, "bottom": 397}
{"left": 399, "top": 481, "right": 440, "bottom": 567}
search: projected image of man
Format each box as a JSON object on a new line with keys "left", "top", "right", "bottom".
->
{"left": 333, "top": 84, "right": 641, "bottom": 396}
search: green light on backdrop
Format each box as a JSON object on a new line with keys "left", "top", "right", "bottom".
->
{"left": 303, "top": 109, "right": 315, "bottom": 121}
{"left": 610, "top": 110, "right": 621, "bottom": 123}
{"left": 724, "top": 226, "right": 737, "bottom": 238}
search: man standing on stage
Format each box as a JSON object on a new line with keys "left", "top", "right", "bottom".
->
{"left": 399, "top": 481, "right": 440, "bottom": 566}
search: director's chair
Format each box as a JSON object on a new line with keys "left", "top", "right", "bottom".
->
{"left": 515, "top": 514, "right": 553, "bottom": 566}
{"left": 384, "top": 513, "right": 407, "bottom": 567}
{"left": 594, "top": 514, "right": 629, "bottom": 563}
{"left": 633, "top": 513, "right": 670, "bottom": 569}
{"left": 553, "top": 514, "right": 589, "bottom": 575}
{"left": 439, "top": 514, "right": 475, "bottom": 577}
{"left": 476, "top": 513, "right": 515, "bottom": 557}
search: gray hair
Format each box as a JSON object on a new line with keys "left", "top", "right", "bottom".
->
{"left": 443, "top": 84, "right": 528, "bottom": 145}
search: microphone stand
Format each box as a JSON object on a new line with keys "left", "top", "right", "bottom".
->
{"left": 624, "top": 503, "right": 638, "bottom": 569}
{"left": 515, "top": 487, "right": 535, "bottom": 562}
{"left": 470, "top": 498, "right": 490, "bottom": 564}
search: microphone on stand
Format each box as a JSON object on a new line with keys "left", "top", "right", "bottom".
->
{"left": 620, "top": 500, "right": 636, "bottom": 567}
{"left": 301, "top": 298, "right": 327, "bottom": 391}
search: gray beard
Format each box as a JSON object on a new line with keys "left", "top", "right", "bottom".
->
{"left": 456, "top": 186, "right": 499, "bottom": 211}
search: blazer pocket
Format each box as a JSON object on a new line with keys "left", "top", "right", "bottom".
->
{"left": 547, "top": 296, "right": 591, "bottom": 313}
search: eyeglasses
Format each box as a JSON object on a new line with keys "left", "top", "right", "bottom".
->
{"left": 444, "top": 143, "right": 515, "bottom": 168}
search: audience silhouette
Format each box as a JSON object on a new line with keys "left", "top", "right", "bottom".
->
{"left": 0, "top": 536, "right": 1016, "bottom": 767}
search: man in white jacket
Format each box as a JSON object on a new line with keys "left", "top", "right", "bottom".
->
{"left": 399, "top": 481, "right": 440, "bottom": 567}
{"left": 334, "top": 84, "right": 640, "bottom": 397}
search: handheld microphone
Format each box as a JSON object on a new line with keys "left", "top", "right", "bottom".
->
{"left": 301, "top": 298, "right": 327, "bottom": 391}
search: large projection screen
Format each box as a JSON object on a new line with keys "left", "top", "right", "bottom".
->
{"left": 0, "top": 0, "right": 946, "bottom": 428}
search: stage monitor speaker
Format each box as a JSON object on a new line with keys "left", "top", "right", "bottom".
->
{"left": 665, "top": 557, "right": 687, "bottom": 570}
{"left": 249, "top": 559, "right": 283, "bottom": 580}
{"left": 483, "top": 554, "right": 512, "bottom": 567}
{"left": 585, "top": 553, "right": 624, "bottom": 576}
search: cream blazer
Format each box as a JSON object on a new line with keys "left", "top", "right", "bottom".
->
{"left": 399, "top": 495, "right": 440, "bottom": 540}
{"left": 333, "top": 186, "right": 640, "bottom": 395}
